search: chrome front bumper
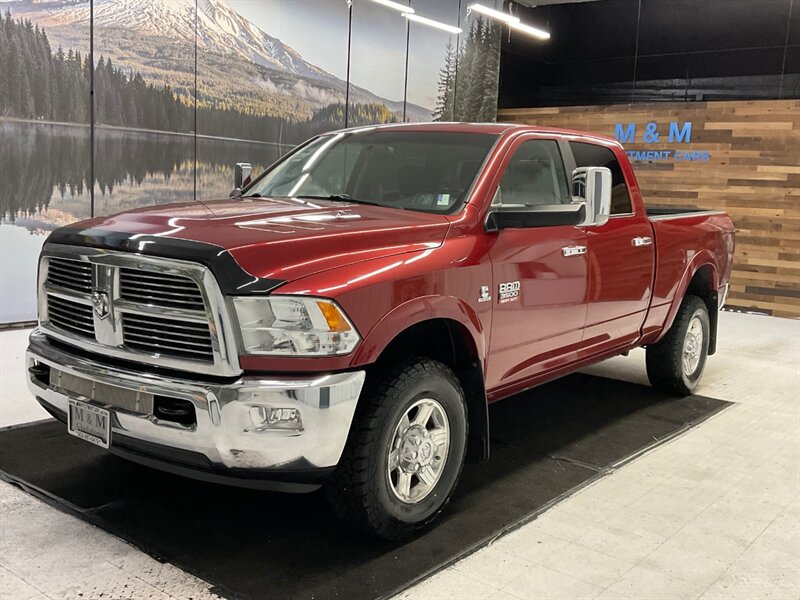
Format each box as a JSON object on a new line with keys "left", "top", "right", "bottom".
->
{"left": 27, "top": 330, "right": 365, "bottom": 490}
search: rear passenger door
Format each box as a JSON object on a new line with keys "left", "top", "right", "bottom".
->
{"left": 568, "top": 141, "right": 655, "bottom": 356}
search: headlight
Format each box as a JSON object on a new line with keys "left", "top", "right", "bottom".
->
{"left": 232, "top": 296, "right": 360, "bottom": 356}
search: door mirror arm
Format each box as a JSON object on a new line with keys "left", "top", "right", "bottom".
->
{"left": 485, "top": 202, "right": 587, "bottom": 231}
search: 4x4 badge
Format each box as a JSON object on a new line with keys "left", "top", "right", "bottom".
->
{"left": 91, "top": 290, "right": 110, "bottom": 319}
{"left": 478, "top": 285, "right": 491, "bottom": 303}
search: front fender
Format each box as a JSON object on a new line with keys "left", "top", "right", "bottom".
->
{"left": 351, "top": 294, "right": 487, "bottom": 367}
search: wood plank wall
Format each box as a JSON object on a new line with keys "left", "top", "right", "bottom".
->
{"left": 498, "top": 100, "right": 800, "bottom": 318}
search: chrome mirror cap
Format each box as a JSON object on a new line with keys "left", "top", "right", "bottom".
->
{"left": 572, "top": 166, "right": 612, "bottom": 227}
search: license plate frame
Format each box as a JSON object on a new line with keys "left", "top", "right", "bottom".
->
{"left": 67, "top": 399, "right": 111, "bottom": 449}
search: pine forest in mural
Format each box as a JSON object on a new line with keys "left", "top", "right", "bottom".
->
{"left": 434, "top": 20, "right": 501, "bottom": 123}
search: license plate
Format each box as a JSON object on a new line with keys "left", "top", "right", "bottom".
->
{"left": 67, "top": 399, "right": 111, "bottom": 449}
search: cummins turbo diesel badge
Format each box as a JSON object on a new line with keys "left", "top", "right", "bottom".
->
{"left": 498, "top": 281, "right": 520, "bottom": 303}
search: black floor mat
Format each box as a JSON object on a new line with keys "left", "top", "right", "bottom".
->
{"left": 0, "top": 374, "right": 730, "bottom": 600}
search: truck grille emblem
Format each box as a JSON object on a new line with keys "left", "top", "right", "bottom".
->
{"left": 91, "top": 290, "right": 110, "bottom": 319}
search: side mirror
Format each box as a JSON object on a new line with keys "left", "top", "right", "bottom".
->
{"left": 572, "top": 167, "right": 612, "bottom": 227}
{"left": 486, "top": 203, "right": 587, "bottom": 231}
{"left": 231, "top": 162, "right": 253, "bottom": 197}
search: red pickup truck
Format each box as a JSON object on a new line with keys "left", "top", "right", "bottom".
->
{"left": 27, "top": 123, "right": 734, "bottom": 539}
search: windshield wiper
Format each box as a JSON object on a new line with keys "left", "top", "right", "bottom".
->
{"left": 294, "top": 194, "right": 397, "bottom": 209}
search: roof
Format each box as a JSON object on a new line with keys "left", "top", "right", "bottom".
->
{"left": 330, "top": 121, "right": 620, "bottom": 145}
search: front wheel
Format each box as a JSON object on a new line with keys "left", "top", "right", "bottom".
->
{"left": 325, "top": 357, "right": 468, "bottom": 540}
{"left": 646, "top": 295, "right": 710, "bottom": 396}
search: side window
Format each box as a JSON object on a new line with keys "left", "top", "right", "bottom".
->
{"left": 569, "top": 141, "right": 633, "bottom": 215}
{"left": 497, "top": 140, "right": 570, "bottom": 207}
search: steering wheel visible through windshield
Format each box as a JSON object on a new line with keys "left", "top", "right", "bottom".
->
{"left": 242, "top": 129, "right": 497, "bottom": 213}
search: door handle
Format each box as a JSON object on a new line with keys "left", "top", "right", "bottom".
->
{"left": 562, "top": 245, "right": 587, "bottom": 257}
{"left": 632, "top": 236, "right": 653, "bottom": 247}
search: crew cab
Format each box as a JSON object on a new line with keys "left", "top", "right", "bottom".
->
{"left": 26, "top": 123, "right": 734, "bottom": 539}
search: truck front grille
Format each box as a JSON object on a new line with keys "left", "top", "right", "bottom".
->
{"left": 122, "top": 313, "right": 214, "bottom": 362}
{"left": 39, "top": 246, "right": 240, "bottom": 376}
{"left": 46, "top": 295, "right": 95, "bottom": 339}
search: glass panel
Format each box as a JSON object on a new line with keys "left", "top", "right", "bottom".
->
{"left": 498, "top": 140, "right": 570, "bottom": 206}
{"left": 0, "top": 4, "right": 91, "bottom": 323}
{"left": 92, "top": 0, "right": 196, "bottom": 216}
{"left": 197, "top": 1, "right": 350, "bottom": 199}
{"left": 348, "top": 0, "right": 409, "bottom": 126}
{"left": 454, "top": 0, "right": 502, "bottom": 122}
{"left": 407, "top": 0, "right": 462, "bottom": 121}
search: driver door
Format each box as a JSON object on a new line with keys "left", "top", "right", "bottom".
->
{"left": 486, "top": 137, "right": 589, "bottom": 392}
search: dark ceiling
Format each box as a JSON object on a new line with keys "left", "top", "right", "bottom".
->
{"left": 500, "top": 0, "right": 799, "bottom": 107}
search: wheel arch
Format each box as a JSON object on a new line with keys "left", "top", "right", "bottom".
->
{"left": 352, "top": 299, "right": 490, "bottom": 463}
{"left": 658, "top": 259, "right": 720, "bottom": 354}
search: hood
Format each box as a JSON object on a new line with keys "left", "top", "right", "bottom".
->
{"left": 51, "top": 197, "right": 451, "bottom": 284}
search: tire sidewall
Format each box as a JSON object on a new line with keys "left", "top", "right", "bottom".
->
{"left": 680, "top": 304, "right": 710, "bottom": 391}
{"left": 372, "top": 370, "right": 467, "bottom": 527}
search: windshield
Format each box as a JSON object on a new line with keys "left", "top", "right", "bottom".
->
{"left": 243, "top": 130, "right": 497, "bottom": 213}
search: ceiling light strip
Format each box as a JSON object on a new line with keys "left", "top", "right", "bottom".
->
{"left": 371, "top": 0, "right": 415, "bottom": 14}
{"left": 467, "top": 3, "right": 520, "bottom": 25}
{"left": 509, "top": 20, "right": 550, "bottom": 40}
{"left": 404, "top": 13, "right": 463, "bottom": 34}
{"left": 467, "top": 3, "right": 550, "bottom": 40}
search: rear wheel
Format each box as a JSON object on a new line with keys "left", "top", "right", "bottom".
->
{"left": 646, "top": 295, "right": 710, "bottom": 396}
{"left": 325, "top": 357, "right": 468, "bottom": 540}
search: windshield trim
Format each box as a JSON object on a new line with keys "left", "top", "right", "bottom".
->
{"left": 240, "top": 129, "right": 502, "bottom": 216}
{"left": 455, "top": 131, "right": 504, "bottom": 216}
{"left": 239, "top": 134, "right": 324, "bottom": 196}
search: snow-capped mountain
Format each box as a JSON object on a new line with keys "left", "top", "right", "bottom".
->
{"left": 12, "top": 0, "right": 342, "bottom": 87}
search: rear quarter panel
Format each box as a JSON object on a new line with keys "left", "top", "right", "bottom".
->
{"left": 641, "top": 212, "right": 735, "bottom": 342}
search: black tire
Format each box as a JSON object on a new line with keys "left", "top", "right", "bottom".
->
{"left": 646, "top": 295, "right": 710, "bottom": 396}
{"left": 325, "top": 357, "right": 468, "bottom": 540}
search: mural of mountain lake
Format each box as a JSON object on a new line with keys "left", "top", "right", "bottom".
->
{"left": 0, "top": 120, "right": 288, "bottom": 323}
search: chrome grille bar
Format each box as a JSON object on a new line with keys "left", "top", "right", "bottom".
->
{"left": 46, "top": 258, "right": 92, "bottom": 294}
{"left": 119, "top": 268, "right": 205, "bottom": 311}
{"left": 46, "top": 295, "right": 95, "bottom": 338}
{"left": 122, "top": 313, "right": 214, "bottom": 362}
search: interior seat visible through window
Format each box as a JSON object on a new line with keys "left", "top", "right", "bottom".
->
{"left": 497, "top": 140, "right": 570, "bottom": 207}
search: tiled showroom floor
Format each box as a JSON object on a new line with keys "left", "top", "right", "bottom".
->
{"left": 1, "top": 311, "right": 798, "bottom": 600}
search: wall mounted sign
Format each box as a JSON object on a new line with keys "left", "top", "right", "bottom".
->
{"left": 614, "top": 121, "right": 711, "bottom": 162}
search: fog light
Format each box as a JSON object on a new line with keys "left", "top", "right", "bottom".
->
{"left": 247, "top": 406, "right": 304, "bottom": 433}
